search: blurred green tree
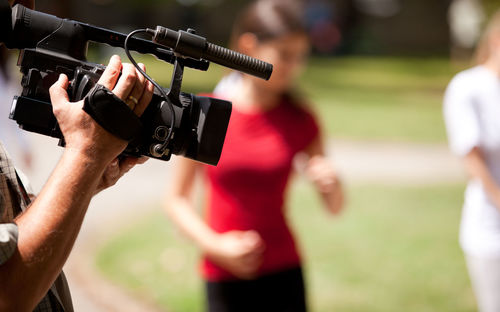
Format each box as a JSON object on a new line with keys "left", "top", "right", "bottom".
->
{"left": 482, "top": 0, "right": 499, "bottom": 17}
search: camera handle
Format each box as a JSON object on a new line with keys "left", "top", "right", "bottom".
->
{"left": 151, "top": 57, "right": 185, "bottom": 157}
{"left": 124, "top": 29, "right": 185, "bottom": 158}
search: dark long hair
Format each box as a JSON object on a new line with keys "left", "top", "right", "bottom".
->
{"left": 230, "top": 0, "right": 307, "bottom": 49}
{"left": 230, "top": 0, "right": 309, "bottom": 107}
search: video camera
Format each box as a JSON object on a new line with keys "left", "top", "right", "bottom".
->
{"left": 1, "top": 3, "right": 272, "bottom": 165}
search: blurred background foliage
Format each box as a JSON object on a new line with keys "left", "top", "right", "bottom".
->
{"left": 34, "top": 0, "right": 453, "bottom": 55}
{"left": 484, "top": 0, "right": 500, "bottom": 17}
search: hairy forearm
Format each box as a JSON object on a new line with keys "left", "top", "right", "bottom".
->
{"left": 0, "top": 149, "right": 108, "bottom": 310}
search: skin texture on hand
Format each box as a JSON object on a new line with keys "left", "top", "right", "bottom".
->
{"left": 50, "top": 55, "right": 153, "bottom": 192}
{"left": 49, "top": 55, "right": 152, "bottom": 162}
{"left": 95, "top": 156, "right": 148, "bottom": 194}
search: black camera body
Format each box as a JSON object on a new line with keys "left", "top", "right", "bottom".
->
{"left": 11, "top": 48, "right": 231, "bottom": 165}
{"left": 3, "top": 4, "right": 272, "bottom": 165}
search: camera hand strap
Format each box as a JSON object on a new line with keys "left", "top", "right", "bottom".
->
{"left": 83, "top": 84, "right": 142, "bottom": 141}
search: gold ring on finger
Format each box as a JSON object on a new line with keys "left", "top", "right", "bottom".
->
{"left": 127, "top": 95, "right": 139, "bottom": 106}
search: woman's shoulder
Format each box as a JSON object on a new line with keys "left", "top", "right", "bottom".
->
{"left": 280, "top": 94, "right": 317, "bottom": 119}
{"left": 276, "top": 95, "right": 320, "bottom": 150}
{"left": 278, "top": 95, "right": 319, "bottom": 137}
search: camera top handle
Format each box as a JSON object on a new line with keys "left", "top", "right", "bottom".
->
{"left": 4, "top": 4, "right": 273, "bottom": 80}
{"left": 5, "top": 4, "right": 209, "bottom": 71}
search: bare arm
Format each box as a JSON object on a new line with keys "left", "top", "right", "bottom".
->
{"left": 163, "top": 158, "right": 219, "bottom": 252}
{"left": 0, "top": 56, "right": 153, "bottom": 310}
{"left": 163, "top": 158, "right": 265, "bottom": 279}
{"left": 2, "top": 150, "right": 108, "bottom": 310}
{"left": 303, "top": 136, "right": 344, "bottom": 215}
{"left": 464, "top": 147, "right": 500, "bottom": 211}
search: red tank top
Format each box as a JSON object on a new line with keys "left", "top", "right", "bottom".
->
{"left": 202, "top": 96, "right": 319, "bottom": 281}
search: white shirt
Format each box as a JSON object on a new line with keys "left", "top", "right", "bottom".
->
{"left": 213, "top": 72, "right": 241, "bottom": 99}
{"left": 444, "top": 65, "right": 500, "bottom": 257}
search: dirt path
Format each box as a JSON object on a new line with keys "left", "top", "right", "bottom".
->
{"left": 329, "top": 139, "right": 465, "bottom": 185}
{"left": 21, "top": 135, "right": 465, "bottom": 311}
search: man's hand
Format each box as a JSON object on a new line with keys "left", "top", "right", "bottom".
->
{"left": 95, "top": 156, "right": 148, "bottom": 194}
{"left": 49, "top": 55, "right": 154, "bottom": 165}
{"left": 49, "top": 55, "right": 154, "bottom": 193}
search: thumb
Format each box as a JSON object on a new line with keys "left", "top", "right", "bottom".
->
{"left": 49, "top": 74, "right": 70, "bottom": 108}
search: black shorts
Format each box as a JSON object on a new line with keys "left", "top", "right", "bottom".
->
{"left": 205, "top": 266, "right": 307, "bottom": 312}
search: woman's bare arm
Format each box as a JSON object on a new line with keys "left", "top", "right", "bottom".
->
{"left": 303, "top": 136, "right": 344, "bottom": 215}
{"left": 163, "top": 158, "right": 220, "bottom": 251}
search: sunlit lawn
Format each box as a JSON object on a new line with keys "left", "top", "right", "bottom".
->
{"left": 301, "top": 57, "right": 463, "bottom": 142}
{"left": 96, "top": 181, "right": 475, "bottom": 312}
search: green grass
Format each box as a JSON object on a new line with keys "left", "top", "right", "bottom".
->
{"left": 300, "top": 57, "right": 464, "bottom": 143}
{"left": 91, "top": 53, "right": 464, "bottom": 143}
{"left": 96, "top": 181, "right": 475, "bottom": 312}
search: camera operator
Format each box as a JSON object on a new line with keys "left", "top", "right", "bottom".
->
{"left": 0, "top": 0, "right": 154, "bottom": 310}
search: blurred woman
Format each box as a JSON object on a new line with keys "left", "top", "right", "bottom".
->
{"left": 164, "top": 0, "right": 344, "bottom": 311}
{"left": 444, "top": 10, "right": 500, "bottom": 312}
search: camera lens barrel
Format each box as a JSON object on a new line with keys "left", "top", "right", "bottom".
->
{"left": 6, "top": 4, "right": 63, "bottom": 49}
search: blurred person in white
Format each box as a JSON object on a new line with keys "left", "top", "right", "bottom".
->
{"left": 0, "top": 45, "right": 33, "bottom": 171}
{"left": 444, "top": 9, "right": 500, "bottom": 312}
